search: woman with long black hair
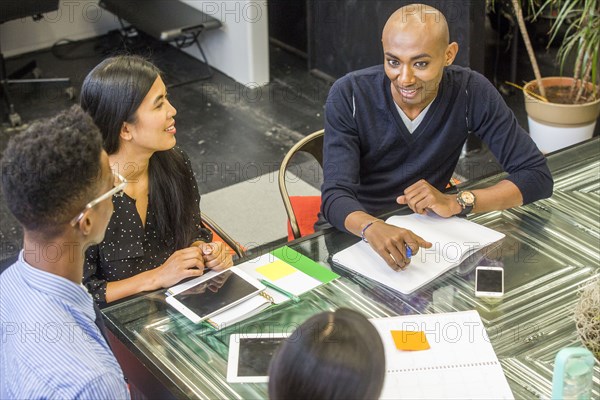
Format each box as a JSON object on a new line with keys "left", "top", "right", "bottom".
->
{"left": 81, "top": 55, "right": 232, "bottom": 305}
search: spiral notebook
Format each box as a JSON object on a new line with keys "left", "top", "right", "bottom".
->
{"left": 370, "top": 310, "right": 514, "bottom": 399}
{"left": 332, "top": 214, "right": 505, "bottom": 294}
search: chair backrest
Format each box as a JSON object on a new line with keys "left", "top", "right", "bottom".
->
{"left": 278, "top": 129, "right": 324, "bottom": 240}
{"left": 1, "top": 0, "right": 59, "bottom": 24}
{"left": 201, "top": 213, "right": 247, "bottom": 259}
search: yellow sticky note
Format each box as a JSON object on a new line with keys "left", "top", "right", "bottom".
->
{"left": 256, "top": 260, "right": 297, "bottom": 281}
{"left": 391, "top": 330, "right": 430, "bottom": 351}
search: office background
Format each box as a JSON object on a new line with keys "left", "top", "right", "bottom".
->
{"left": 1, "top": 0, "right": 597, "bottom": 263}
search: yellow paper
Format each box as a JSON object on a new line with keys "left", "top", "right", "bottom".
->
{"left": 256, "top": 260, "right": 297, "bottom": 281}
{"left": 391, "top": 330, "right": 430, "bottom": 351}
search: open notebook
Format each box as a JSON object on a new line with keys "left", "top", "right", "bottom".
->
{"left": 331, "top": 214, "right": 505, "bottom": 295}
{"left": 371, "top": 310, "right": 514, "bottom": 399}
{"left": 167, "top": 246, "right": 339, "bottom": 328}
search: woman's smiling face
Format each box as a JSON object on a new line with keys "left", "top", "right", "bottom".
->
{"left": 124, "top": 75, "right": 178, "bottom": 152}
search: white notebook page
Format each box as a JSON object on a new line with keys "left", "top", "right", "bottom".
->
{"left": 370, "top": 310, "right": 514, "bottom": 400}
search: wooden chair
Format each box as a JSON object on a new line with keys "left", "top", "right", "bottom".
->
{"left": 278, "top": 129, "right": 324, "bottom": 240}
{"left": 201, "top": 213, "right": 247, "bottom": 259}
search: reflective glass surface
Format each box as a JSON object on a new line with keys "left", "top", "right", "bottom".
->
{"left": 103, "top": 138, "right": 600, "bottom": 399}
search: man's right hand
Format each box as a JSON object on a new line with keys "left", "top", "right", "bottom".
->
{"left": 362, "top": 220, "right": 432, "bottom": 271}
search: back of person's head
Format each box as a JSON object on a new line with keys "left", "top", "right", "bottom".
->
{"left": 268, "top": 308, "right": 385, "bottom": 400}
{"left": 1, "top": 105, "right": 103, "bottom": 238}
{"left": 80, "top": 54, "right": 161, "bottom": 154}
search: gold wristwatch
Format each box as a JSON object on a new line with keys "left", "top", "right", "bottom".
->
{"left": 456, "top": 190, "right": 475, "bottom": 216}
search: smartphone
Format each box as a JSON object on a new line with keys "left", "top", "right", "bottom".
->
{"left": 475, "top": 266, "right": 504, "bottom": 297}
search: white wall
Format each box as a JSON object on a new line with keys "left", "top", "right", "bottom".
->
{"left": 0, "top": 1, "right": 120, "bottom": 56}
{"left": 179, "top": 0, "right": 270, "bottom": 86}
{"left": 1, "top": 0, "right": 270, "bottom": 86}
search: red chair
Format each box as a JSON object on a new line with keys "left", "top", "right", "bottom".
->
{"left": 278, "top": 130, "right": 324, "bottom": 241}
{"left": 286, "top": 195, "right": 321, "bottom": 241}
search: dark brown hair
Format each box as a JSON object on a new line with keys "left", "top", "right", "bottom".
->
{"left": 268, "top": 308, "right": 385, "bottom": 400}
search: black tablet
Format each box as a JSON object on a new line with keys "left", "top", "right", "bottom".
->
{"left": 227, "top": 333, "right": 290, "bottom": 383}
{"left": 166, "top": 268, "right": 264, "bottom": 324}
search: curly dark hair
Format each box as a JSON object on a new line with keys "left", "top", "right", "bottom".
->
{"left": 1, "top": 105, "right": 103, "bottom": 236}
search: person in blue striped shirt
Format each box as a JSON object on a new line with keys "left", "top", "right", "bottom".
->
{"left": 0, "top": 106, "right": 130, "bottom": 399}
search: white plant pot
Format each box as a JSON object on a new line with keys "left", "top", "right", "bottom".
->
{"left": 523, "top": 77, "right": 600, "bottom": 153}
{"left": 527, "top": 117, "right": 596, "bottom": 154}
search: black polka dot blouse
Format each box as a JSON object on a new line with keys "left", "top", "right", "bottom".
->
{"left": 83, "top": 148, "right": 210, "bottom": 305}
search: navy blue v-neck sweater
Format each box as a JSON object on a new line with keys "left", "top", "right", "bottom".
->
{"left": 321, "top": 65, "right": 553, "bottom": 231}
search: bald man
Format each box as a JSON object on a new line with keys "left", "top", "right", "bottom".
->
{"left": 320, "top": 4, "right": 553, "bottom": 271}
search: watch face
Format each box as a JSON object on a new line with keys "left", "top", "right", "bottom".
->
{"left": 460, "top": 191, "right": 475, "bottom": 205}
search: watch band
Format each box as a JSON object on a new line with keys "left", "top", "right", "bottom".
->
{"left": 456, "top": 204, "right": 473, "bottom": 216}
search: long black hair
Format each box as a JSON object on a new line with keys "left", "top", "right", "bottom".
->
{"left": 80, "top": 55, "right": 198, "bottom": 248}
{"left": 268, "top": 308, "right": 386, "bottom": 399}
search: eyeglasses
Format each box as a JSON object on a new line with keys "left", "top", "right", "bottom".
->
{"left": 70, "top": 173, "right": 127, "bottom": 226}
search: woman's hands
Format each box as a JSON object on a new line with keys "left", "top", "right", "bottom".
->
{"left": 149, "top": 242, "right": 232, "bottom": 289}
{"left": 197, "top": 241, "right": 234, "bottom": 271}
{"left": 107, "top": 242, "right": 234, "bottom": 302}
{"left": 150, "top": 247, "right": 206, "bottom": 289}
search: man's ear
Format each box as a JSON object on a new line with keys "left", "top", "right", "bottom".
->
{"left": 77, "top": 212, "right": 94, "bottom": 237}
{"left": 445, "top": 42, "right": 459, "bottom": 66}
{"left": 120, "top": 122, "right": 133, "bottom": 141}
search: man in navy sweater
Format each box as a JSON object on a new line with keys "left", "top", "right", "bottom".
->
{"left": 321, "top": 4, "right": 553, "bottom": 271}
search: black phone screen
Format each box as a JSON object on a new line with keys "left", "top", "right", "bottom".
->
{"left": 476, "top": 268, "right": 503, "bottom": 292}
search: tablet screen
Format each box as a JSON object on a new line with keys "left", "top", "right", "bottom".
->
{"left": 172, "top": 270, "right": 260, "bottom": 321}
{"left": 227, "top": 333, "right": 290, "bottom": 383}
{"left": 239, "top": 337, "right": 285, "bottom": 377}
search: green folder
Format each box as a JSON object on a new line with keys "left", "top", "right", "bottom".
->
{"left": 270, "top": 246, "right": 339, "bottom": 284}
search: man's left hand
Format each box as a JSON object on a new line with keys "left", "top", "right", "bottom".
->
{"left": 396, "top": 179, "right": 460, "bottom": 217}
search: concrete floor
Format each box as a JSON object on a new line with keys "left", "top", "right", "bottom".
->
{"left": 1, "top": 19, "right": 597, "bottom": 262}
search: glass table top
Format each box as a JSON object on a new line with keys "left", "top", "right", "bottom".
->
{"left": 103, "top": 138, "right": 600, "bottom": 399}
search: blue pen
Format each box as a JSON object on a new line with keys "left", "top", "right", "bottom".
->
{"left": 259, "top": 279, "right": 301, "bottom": 303}
{"left": 405, "top": 245, "right": 412, "bottom": 258}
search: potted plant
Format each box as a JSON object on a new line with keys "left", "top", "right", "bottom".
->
{"left": 510, "top": 0, "right": 600, "bottom": 153}
{"left": 574, "top": 275, "right": 599, "bottom": 361}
